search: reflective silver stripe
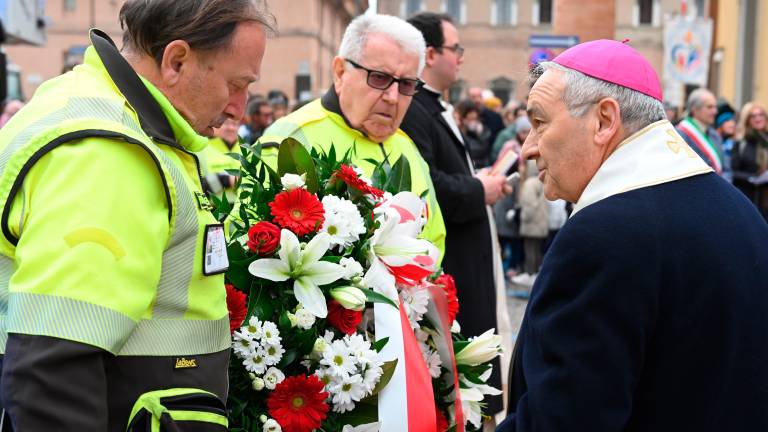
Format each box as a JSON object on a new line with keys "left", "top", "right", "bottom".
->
{"left": 150, "top": 148, "right": 198, "bottom": 319}
{"left": 3, "top": 292, "right": 229, "bottom": 356}
{"left": 118, "top": 315, "right": 230, "bottom": 356}
{"left": 0, "top": 98, "right": 128, "bottom": 179}
{"left": 0, "top": 256, "right": 13, "bottom": 353}
{"left": 5, "top": 292, "right": 135, "bottom": 354}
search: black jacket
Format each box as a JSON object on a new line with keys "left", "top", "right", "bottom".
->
{"left": 500, "top": 173, "right": 768, "bottom": 431}
{"left": 400, "top": 86, "right": 502, "bottom": 413}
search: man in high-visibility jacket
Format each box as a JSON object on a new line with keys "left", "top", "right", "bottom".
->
{"left": 0, "top": 0, "right": 273, "bottom": 430}
{"left": 259, "top": 14, "right": 446, "bottom": 431}
{"left": 260, "top": 15, "right": 446, "bottom": 257}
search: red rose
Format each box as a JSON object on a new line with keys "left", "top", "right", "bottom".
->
{"left": 326, "top": 299, "right": 363, "bottom": 335}
{"left": 436, "top": 274, "right": 459, "bottom": 324}
{"left": 247, "top": 221, "right": 281, "bottom": 255}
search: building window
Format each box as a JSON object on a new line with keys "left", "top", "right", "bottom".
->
{"left": 403, "top": 0, "right": 423, "bottom": 17}
{"left": 533, "top": 0, "right": 553, "bottom": 25}
{"left": 63, "top": 0, "right": 76, "bottom": 11}
{"left": 489, "top": 76, "right": 515, "bottom": 106}
{"left": 442, "top": 0, "right": 466, "bottom": 24}
{"left": 638, "top": 0, "right": 653, "bottom": 24}
{"left": 633, "top": 0, "right": 660, "bottom": 26}
{"left": 492, "top": 0, "right": 518, "bottom": 26}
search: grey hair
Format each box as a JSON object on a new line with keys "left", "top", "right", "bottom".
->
{"left": 338, "top": 14, "right": 426, "bottom": 76}
{"left": 533, "top": 61, "right": 666, "bottom": 136}
{"left": 686, "top": 88, "right": 714, "bottom": 112}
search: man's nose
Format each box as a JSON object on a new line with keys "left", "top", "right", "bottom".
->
{"left": 521, "top": 133, "right": 538, "bottom": 161}
{"left": 382, "top": 82, "right": 400, "bottom": 103}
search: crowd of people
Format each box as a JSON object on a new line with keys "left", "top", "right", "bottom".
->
{"left": 0, "top": 1, "right": 764, "bottom": 431}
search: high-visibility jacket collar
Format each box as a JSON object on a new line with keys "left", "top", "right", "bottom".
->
{"left": 88, "top": 29, "right": 209, "bottom": 153}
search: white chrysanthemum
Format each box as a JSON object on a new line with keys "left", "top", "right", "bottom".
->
{"left": 232, "top": 331, "right": 258, "bottom": 358}
{"left": 263, "top": 418, "right": 282, "bottom": 432}
{"left": 323, "top": 329, "right": 335, "bottom": 343}
{"left": 330, "top": 374, "right": 366, "bottom": 413}
{"left": 295, "top": 307, "right": 316, "bottom": 330}
{"left": 315, "top": 367, "right": 333, "bottom": 388}
{"left": 241, "top": 316, "right": 263, "bottom": 340}
{"left": 260, "top": 321, "right": 281, "bottom": 346}
{"left": 263, "top": 342, "right": 285, "bottom": 366}
{"left": 320, "top": 340, "right": 356, "bottom": 378}
{"left": 320, "top": 195, "right": 366, "bottom": 248}
{"left": 280, "top": 173, "right": 305, "bottom": 191}
{"left": 243, "top": 347, "right": 267, "bottom": 374}
{"left": 424, "top": 349, "right": 442, "bottom": 378}
{"left": 361, "top": 365, "right": 383, "bottom": 394}
{"left": 400, "top": 286, "right": 430, "bottom": 328}
{"left": 339, "top": 257, "right": 364, "bottom": 280}
{"left": 345, "top": 334, "right": 373, "bottom": 366}
{"left": 263, "top": 367, "right": 286, "bottom": 390}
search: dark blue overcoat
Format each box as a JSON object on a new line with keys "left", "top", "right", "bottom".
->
{"left": 499, "top": 173, "right": 768, "bottom": 432}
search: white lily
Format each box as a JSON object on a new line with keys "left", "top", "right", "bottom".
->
{"left": 455, "top": 328, "right": 503, "bottom": 366}
{"left": 330, "top": 286, "right": 367, "bottom": 311}
{"left": 363, "top": 192, "right": 440, "bottom": 302}
{"left": 248, "top": 229, "right": 343, "bottom": 318}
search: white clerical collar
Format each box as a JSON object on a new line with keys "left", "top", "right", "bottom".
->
{"left": 422, "top": 83, "right": 443, "bottom": 96}
{"left": 572, "top": 120, "right": 713, "bottom": 216}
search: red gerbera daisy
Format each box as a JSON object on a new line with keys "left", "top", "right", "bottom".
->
{"left": 333, "top": 164, "right": 384, "bottom": 199}
{"left": 225, "top": 284, "right": 248, "bottom": 334}
{"left": 436, "top": 274, "right": 459, "bottom": 324}
{"left": 269, "top": 188, "right": 325, "bottom": 236}
{"left": 267, "top": 374, "right": 329, "bottom": 432}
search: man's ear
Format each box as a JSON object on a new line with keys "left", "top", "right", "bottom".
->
{"left": 425, "top": 46, "right": 438, "bottom": 67}
{"left": 332, "top": 56, "right": 346, "bottom": 87}
{"left": 594, "top": 97, "right": 622, "bottom": 147}
{"left": 159, "top": 40, "right": 193, "bottom": 87}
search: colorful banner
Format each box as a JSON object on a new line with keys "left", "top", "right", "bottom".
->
{"left": 663, "top": 16, "right": 713, "bottom": 86}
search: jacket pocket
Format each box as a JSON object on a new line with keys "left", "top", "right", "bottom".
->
{"left": 126, "top": 388, "right": 227, "bottom": 432}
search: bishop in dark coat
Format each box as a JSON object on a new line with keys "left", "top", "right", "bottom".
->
{"left": 498, "top": 40, "right": 768, "bottom": 431}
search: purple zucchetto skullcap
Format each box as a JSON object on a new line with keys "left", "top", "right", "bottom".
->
{"left": 552, "top": 39, "right": 663, "bottom": 102}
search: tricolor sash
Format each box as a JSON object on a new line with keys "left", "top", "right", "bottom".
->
{"left": 677, "top": 117, "right": 723, "bottom": 174}
{"left": 573, "top": 120, "right": 713, "bottom": 216}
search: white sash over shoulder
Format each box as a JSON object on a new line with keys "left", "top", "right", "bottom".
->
{"left": 572, "top": 120, "right": 713, "bottom": 216}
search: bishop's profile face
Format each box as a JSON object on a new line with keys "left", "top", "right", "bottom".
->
{"left": 522, "top": 68, "right": 603, "bottom": 203}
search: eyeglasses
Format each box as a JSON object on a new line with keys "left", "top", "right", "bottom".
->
{"left": 439, "top": 44, "right": 465, "bottom": 58}
{"left": 345, "top": 59, "right": 421, "bottom": 96}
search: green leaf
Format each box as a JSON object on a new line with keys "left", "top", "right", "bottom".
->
{"left": 278, "top": 348, "right": 298, "bottom": 369}
{"left": 362, "top": 288, "right": 398, "bottom": 309}
{"left": 453, "top": 340, "right": 471, "bottom": 354}
{"left": 279, "top": 309, "right": 292, "bottom": 330}
{"left": 336, "top": 399, "right": 379, "bottom": 426}
{"left": 384, "top": 155, "right": 411, "bottom": 194}
{"left": 277, "top": 138, "right": 320, "bottom": 193}
{"left": 368, "top": 359, "right": 397, "bottom": 397}
{"left": 246, "top": 283, "right": 274, "bottom": 322}
{"left": 371, "top": 337, "right": 389, "bottom": 353}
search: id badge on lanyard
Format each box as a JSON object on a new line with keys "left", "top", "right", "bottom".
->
{"left": 203, "top": 224, "right": 229, "bottom": 275}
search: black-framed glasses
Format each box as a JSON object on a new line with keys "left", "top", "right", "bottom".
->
{"left": 440, "top": 44, "right": 465, "bottom": 58}
{"left": 345, "top": 59, "right": 421, "bottom": 96}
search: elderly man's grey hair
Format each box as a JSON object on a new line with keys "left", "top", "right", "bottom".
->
{"left": 532, "top": 61, "right": 666, "bottom": 136}
{"left": 338, "top": 14, "right": 426, "bottom": 76}
{"left": 686, "top": 88, "right": 715, "bottom": 112}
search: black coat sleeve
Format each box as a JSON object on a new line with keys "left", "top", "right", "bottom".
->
{"left": 400, "top": 103, "right": 488, "bottom": 224}
{"left": 1, "top": 334, "right": 108, "bottom": 430}
{"left": 498, "top": 208, "right": 660, "bottom": 431}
